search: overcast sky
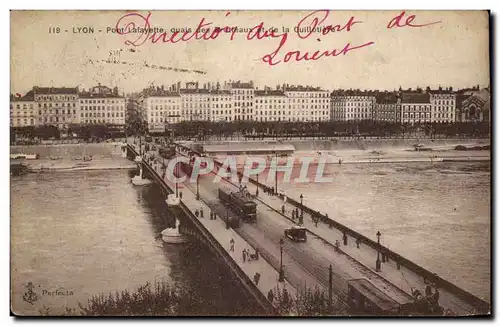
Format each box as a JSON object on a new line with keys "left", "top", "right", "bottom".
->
{"left": 10, "top": 10, "right": 490, "bottom": 94}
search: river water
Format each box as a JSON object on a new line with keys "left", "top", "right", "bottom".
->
{"left": 262, "top": 160, "right": 491, "bottom": 303}
{"left": 11, "top": 169, "right": 255, "bottom": 315}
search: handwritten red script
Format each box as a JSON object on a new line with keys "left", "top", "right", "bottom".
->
{"left": 114, "top": 10, "right": 441, "bottom": 66}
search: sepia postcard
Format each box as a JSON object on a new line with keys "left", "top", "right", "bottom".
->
{"left": 10, "top": 10, "right": 491, "bottom": 317}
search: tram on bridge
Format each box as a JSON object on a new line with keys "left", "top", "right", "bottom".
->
{"left": 347, "top": 278, "right": 416, "bottom": 315}
{"left": 218, "top": 187, "right": 257, "bottom": 224}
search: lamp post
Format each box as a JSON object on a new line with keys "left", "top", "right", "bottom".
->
{"left": 196, "top": 175, "right": 200, "bottom": 200}
{"left": 274, "top": 151, "right": 278, "bottom": 195}
{"left": 300, "top": 194, "right": 304, "bottom": 218}
{"left": 256, "top": 173, "right": 259, "bottom": 196}
{"left": 175, "top": 162, "right": 179, "bottom": 198}
{"left": 376, "top": 231, "right": 382, "bottom": 272}
{"left": 279, "top": 238, "right": 285, "bottom": 282}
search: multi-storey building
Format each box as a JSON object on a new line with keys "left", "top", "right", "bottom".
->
{"left": 284, "top": 85, "right": 330, "bottom": 122}
{"left": 180, "top": 82, "right": 212, "bottom": 122}
{"left": 10, "top": 91, "right": 37, "bottom": 127}
{"left": 210, "top": 89, "right": 233, "bottom": 122}
{"left": 373, "top": 92, "right": 401, "bottom": 123}
{"left": 429, "top": 87, "right": 456, "bottom": 123}
{"left": 79, "top": 85, "right": 126, "bottom": 126}
{"left": 33, "top": 86, "right": 79, "bottom": 129}
{"left": 400, "top": 92, "right": 432, "bottom": 124}
{"left": 230, "top": 81, "right": 254, "bottom": 121}
{"left": 330, "top": 90, "right": 376, "bottom": 121}
{"left": 254, "top": 89, "right": 288, "bottom": 122}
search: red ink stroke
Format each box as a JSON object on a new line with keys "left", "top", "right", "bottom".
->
{"left": 387, "top": 11, "right": 442, "bottom": 29}
{"left": 264, "top": 41, "right": 375, "bottom": 66}
{"left": 296, "top": 10, "right": 362, "bottom": 39}
{"left": 115, "top": 11, "right": 237, "bottom": 47}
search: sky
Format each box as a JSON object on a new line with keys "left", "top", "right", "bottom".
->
{"left": 10, "top": 10, "right": 490, "bottom": 95}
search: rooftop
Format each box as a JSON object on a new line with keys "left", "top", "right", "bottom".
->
{"left": 231, "top": 81, "right": 254, "bottom": 89}
{"left": 376, "top": 92, "right": 399, "bottom": 104}
{"left": 254, "top": 90, "right": 286, "bottom": 97}
{"left": 401, "top": 92, "right": 430, "bottom": 104}
{"left": 179, "top": 88, "right": 212, "bottom": 94}
{"left": 331, "top": 89, "right": 378, "bottom": 97}
{"left": 33, "top": 86, "right": 78, "bottom": 94}
{"left": 285, "top": 85, "right": 325, "bottom": 92}
{"left": 11, "top": 90, "right": 34, "bottom": 101}
{"left": 79, "top": 92, "right": 124, "bottom": 99}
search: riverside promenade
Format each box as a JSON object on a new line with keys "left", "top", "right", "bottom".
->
{"left": 131, "top": 144, "right": 297, "bottom": 314}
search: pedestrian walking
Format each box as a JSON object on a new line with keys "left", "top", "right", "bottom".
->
{"left": 230, "top": 238, "right": 235, "bottom": 252}
{"left": 254, "top": 272, "right": 261, "bottom": 285}
{"left": 200, "top": 208, "right": 204, "bottom": 218}
{"left": 242, "top": 249, "right": 247, "bottom": 263}
{"left": 356, "top": 237, "right": 361, "bottom": 248}
{"left": 195, "top": 209, "right": 199, "bottom": 218}
{"left": 267, "top": 289, "right": 274, "bottom": 303}
{"left": 281, "top": 205, "right": 285, "bottom": 214}
{"left": 343, "top": 232, "right": 348, "bottom": 245}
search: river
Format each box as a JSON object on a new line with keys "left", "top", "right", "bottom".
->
{"left": 11, "top": 169, "right": 256, "bottom": 315}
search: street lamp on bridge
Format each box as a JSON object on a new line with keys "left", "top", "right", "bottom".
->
{"left": 376, "top": 231, "right": 382, "bottom": 272}
{"left": 279, "top": 238, "right": 285, "bottom": 282}
{"left": 196, "top": 175, "right": 200, "bottom": 200}
{"left": 255, "top": 173, "right": 259, "bottom": 196}
{"left": 300, "top": 194, "right": 304, "bottom": 218}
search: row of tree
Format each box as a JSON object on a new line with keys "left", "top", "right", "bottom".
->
{"left": 10, "top": 124, "right": 126, "bottom": 143}
{"left": 169, "top": 120, "right": 490, "bottom": 139}
{"left": 11, "top": 120, "right": 490, "bottom": 143}
{"left": 39, "top": 280, "right": 343, "bottom": 316}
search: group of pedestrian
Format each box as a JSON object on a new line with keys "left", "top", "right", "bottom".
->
{"left": 195, "top": 207, "right": 204, "bottom": 218}
{"left": 242, "top": 247, "right": 259, "bottom": 262}
{"left": 209, "top": 210, "right": 217, "bottom": 220}
{"left": 263, "top": 186, "right": 276, "bottom": 196}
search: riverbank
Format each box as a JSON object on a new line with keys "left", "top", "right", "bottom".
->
{"left": 183, "top": 138, "right": 490, "bottom": 152}
{"left": 10, "top": 142, "right": 135, "bottom": 173}
{"left": 10, "top": 142, "right": 127, "bottom": 158}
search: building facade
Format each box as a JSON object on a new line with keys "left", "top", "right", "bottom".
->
{"left": 33, "top": 86, "right": 79, "bottom": 129}
{"left": 254, "top": 89, "right": 288, "bottom": 122}
{"left": 373, "top": 92, "right": 401, "bottom": 123}
{"left": 457, "top": 89, "right": 490, "bottom": 122}
{"left": 180, "top": 82, "right": 212, "bottom": 122}
{"left": 400, "top": 92, "right": 432, "bottom": 124}
{"left": 230, "top": 81, "right": 254, "bottom": 121}
{"left": 331, "top": 90, "right": 375, "bottom": 121}
{"left": 210, "top": 89, "right": 233, "bottom": 122}
{"left": 429, "top": 88, "right": 456, "bottom": 123}
{"left": 285, "top": 85, "right": 330, "bottom": 122}
{"left": 10, "top": 91, "right": 36, "bottom": 127}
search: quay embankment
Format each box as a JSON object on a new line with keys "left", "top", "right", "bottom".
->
{"left": 10, "top": 142, "right": 136, "bottom": 172}
{"left": 185, "top": 138, "right": 490, "bottom": 152}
